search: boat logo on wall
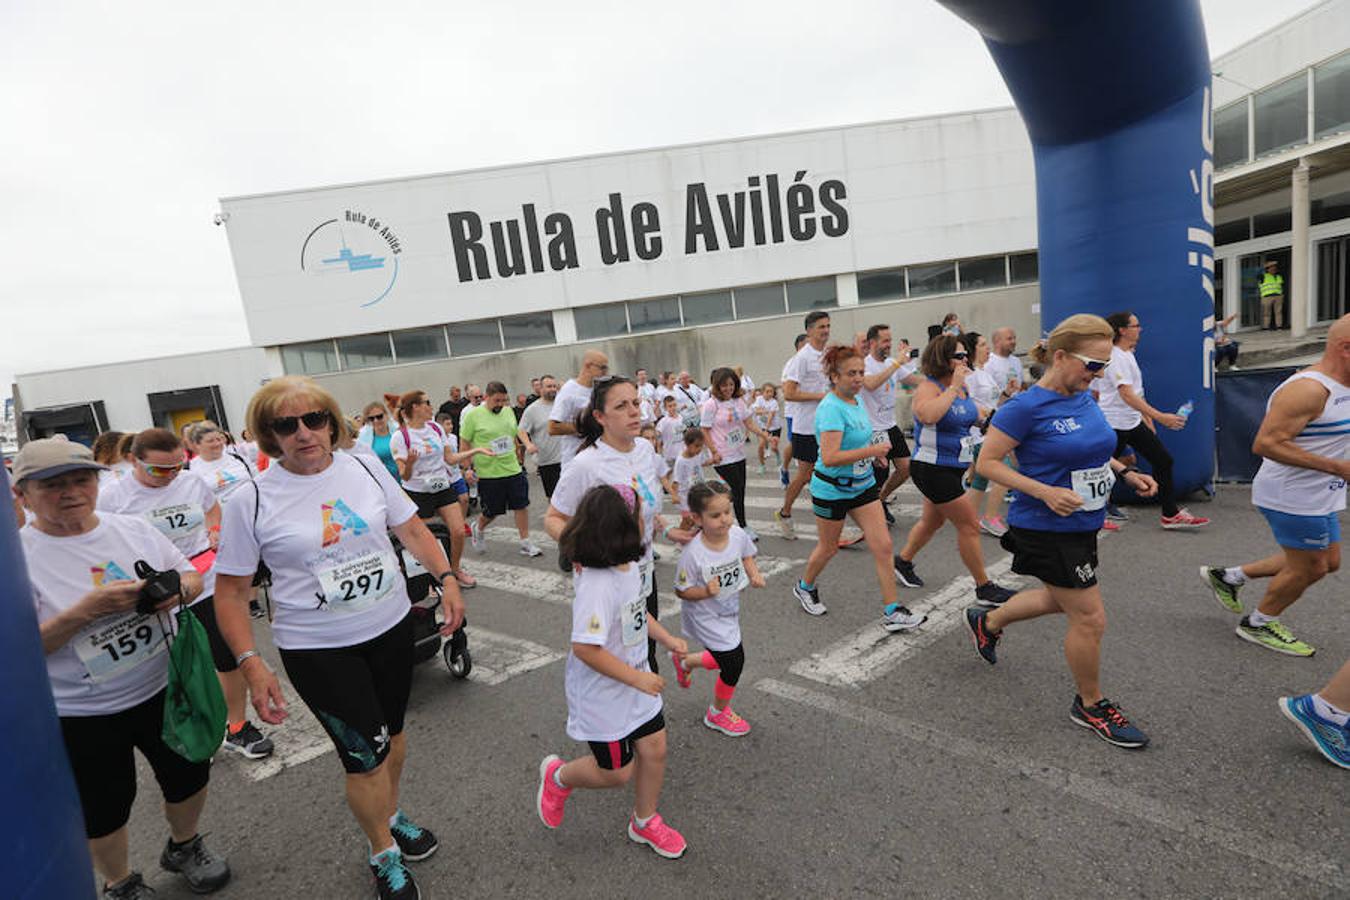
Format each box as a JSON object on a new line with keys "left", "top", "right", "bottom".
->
{"left": 300, "top": 211, "right": 403, "bottom": 308}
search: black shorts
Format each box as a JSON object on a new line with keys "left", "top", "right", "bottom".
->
{"left": 790, "top": 432, "right": 819, "bottom": 464}
{"left": 881, "top": 425, "right": 911, "bottom": 460}
{"left": 766, "top": 428, "right": 782, "bottom": 437}
{"left": 812, "top": 483, "right": 880, "bottom": 520}
{"left": 910, "top": 460, "right": 966, "bottom": 505}
{"left": 538, "top": 462, "right": 561, "bottom": 498}
{"left": 1001, "top": 526, "right": 1100, "bottom": 590}
{"left": 189, "top": 595, "right": 239, "bottom": 673}
{"left": 479, "top": 471, "right": 530, "bottom": 517}
{"left": 279, "top": 613, "right": 414, "bottom": 774}
{"left": 406, "top": 486, "right": 461, "bottom": 519}
{"left": 60, "top": 689, "right": 212, "bottom": 839}
{"left": 586, "top": 710, "right": 666, "bottom": 770}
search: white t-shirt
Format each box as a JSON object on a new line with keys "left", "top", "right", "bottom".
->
{"left": 783, "top": 343, "right": 829, "bottom": 435}
{"left": 673, "top": 526, "right": 757, "bottom": 652}
{"left": 984, "top": 352, "right": 1021, "bottom": 398}
{"left": 550, "top": 438, "right": 668, "bottom": 566}
{"left": 655, "top": 414, "right": 685, "bottom": 465}
{"left": 861, "top": 355, "right": 900, "bottom": 431}
{"left": 550, "top": 378, "right": 593, "bottom": 467}
{"left": 740, "top": 374, "right": 756, "bottom": 394}
{"left": 1091, "top": 345, "right": 1144, "bottom": 430}
{"left": 966, "top": 367, "right": 1001, "bottom": 414}
{"left": 24, "top": 514, "right": 193, "bottom": 716}
{"left": 780, "top": 357, "right": 801, "bottom": 426}
{"left": 750, "top": 396, "right": 780, "bottom": 432}
{"left": 98, "top": 472, "right": 218, "bottom": 600}
{"left": 215, "top": 451, "right": 419, "bottom": 650}
{"left": 673, "top": 384, "right": 704, "bottom": 429}
{"left": 390, "top": 422, "right": 453, "bottom": 494}
{"left": 233, "top": 441, "right": 262, "bottom": 469}
{"left": 190, "top": 452, "right": 255, "bottom": 505}
{"left": 672, "top": 449, "right": 710, "bottom": 511}
{"left": 699, "top": 397, "right": 752, "bottom": 464}
{"left": 565, "top": 564, "right": 662, "bottom": 742}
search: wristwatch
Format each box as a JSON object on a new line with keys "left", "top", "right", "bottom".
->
{"left": 435, "top": 571, "right": 455, "bottom": 585}
{"left": 1119, "top": 465, "right": 1139, "bottom": 477}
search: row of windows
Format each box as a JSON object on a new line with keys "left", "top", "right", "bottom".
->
{"left": 1214, "top": 49, "right": 1350, "bottom": 169}
{"left": 574, "top": 278, "right": 837, "bottom": 340}
{"left": 856, "top": 252, "right": 1037, "bottom": 304}
{"left": 1215, "top": 189, "right": 1350, "bottom": 246}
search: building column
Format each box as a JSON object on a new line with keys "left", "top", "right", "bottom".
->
{"left": 1290, "top": 160, "right": 1311, "bottom": 338}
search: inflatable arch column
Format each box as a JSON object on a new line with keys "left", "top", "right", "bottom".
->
{"left": 940, "top": 0, "right": 1217, "bottom": 496}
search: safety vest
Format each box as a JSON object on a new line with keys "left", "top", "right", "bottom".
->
{"left": 1259, "top": 273, "right": 1284, "bottom": 297}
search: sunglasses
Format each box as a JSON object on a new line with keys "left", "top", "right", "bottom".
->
{"left": 1070, "top": 352, "right": 1111, "bottom": 373}
{"left": 270, "top": 410, "right": 331, "bottom": 436}
{"left": 366, "top": 413, "right": 386, "bottom": 422}
{"left": 139, "top": 460, "right": 184, "bottom": 477}
{"left": 950, "top": 352, "right": 969, "bottom": 361}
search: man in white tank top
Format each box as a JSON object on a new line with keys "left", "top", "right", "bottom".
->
{"left": 1200, "top": 315, "right": 1350, "bottom": 659}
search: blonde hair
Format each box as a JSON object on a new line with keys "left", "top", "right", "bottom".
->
{"left": 1030, "top": 314, "right": 1114, "bottom": 365}
{"left": 189, "top": 421, "right": 225, "bottom": 445}
{"left": 246, "top": 376, "right": 345, "bottom": 459}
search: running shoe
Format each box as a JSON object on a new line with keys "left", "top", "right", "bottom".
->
{"left": 1102, "top": 519, "right": 1120, "bottom": 532}
{"left": 1069, "top": 696, "right": 1150, "bottom": 749}
{"left": 893, "top": 556, "right": 924, "bottom": 588}
{"left": 744, "top": 525, "right": 759, "bottom": 542}
{"left": 974, "top": 581, "right": 1016, "bottom": 608}
{"left": 671, "top": 652, "right": 693, "bottom": 688}
{"left": 390, "top": 811, "right": 438, "bottom": 861}
{"left": 1277, "top": 695, "right": 1350, "bottom": 770}
{"left": 519, "top": 539, "right": 543, "bottom": 558}
{"left": 222, "top": 721, "right": 273, "bottom": 760}
{"left": 1161, "top": 508, "right": 1210, "bottom": 530}
{"left": 470, "top": 519, "right": 485, "bottom": 552}
{"left": 369, "top": 847, "right": 418, "bottom": 900}
{"left": 883, "top": 503, "right": 896, "bottom": 526}
{"left": 159, "top": 834, "right": 231, "bottom": 893}
{"left": 965, "top": 607, "right": 999, "bottom": 665}
{"left": 462, "top": 523, "right": 471, "bottom": 537}
{"left": 759, "top": 463, "right": 767, "bottom": 474}
{"left": 793, "top": 581, "right": 826, "bottom": 616}
{"left": 838, "top": 527, "right": 865, "bottom": 548}
{"left": 454, "top": 568, "right": 477, "bottom": 589}
{"left": 704, "top": 706, "right": 751, "bottom": 737}
{"left": 536, "top": 755, "right": 572, "bottom": 828}
{"left": 1199, "top": 565, "right": 1243, "bottom": 614}
{"left": 627, "top": 813, "right": 687, "bottom": 859}
{"left": 979, "top": 515, "right": 1008, "bottom": 537}
{"left": 779, "top": 466, "right": 790, "bottom": 487}
{"left": 1236, "top": 616, "right": 1315, "bottom": 657}
{"left": 103, "top": 873, "right": 156, "bottom": 899}
{"left": 1105, "top": 503, "right": 1129, "bottom": 522}
{"left": 880, "top": 603, "right": 927, "bottom": 633}
{"left": 774, "top": 509, "right": 796, "bottom": 540}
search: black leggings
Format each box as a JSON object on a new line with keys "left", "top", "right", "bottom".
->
{"left": 707, "top": 644, "right": 746, "bottom": 687}
{"left": 714, "top": 459, "right": 748, "bottom": 527}
{"left": 646, "top": 569, "right": 660, "bottom": 675}
{"left": 1114, "top": 423, "right": 1178, "bottom": 517}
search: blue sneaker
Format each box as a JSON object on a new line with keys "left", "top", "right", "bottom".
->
{"left": 1278, "top": 694, "right": 1350, "bottom": 770}
{"left": 1070, "top": 695, "right": 1149, "bottom": 749}
{"left": 390, "top": 810, "right": 438, "bottom": 861}
{"left": 369, "top": 847, "right": 419, "bottom": 900}
{"left": 779, "top": 465, "right": 790, "bottom": 487}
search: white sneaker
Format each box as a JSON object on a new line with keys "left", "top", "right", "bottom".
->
{"left": 793, "top": 582, "right": 826, "bottom": 616}
{"left": 880, "top": 603, "right": 927, "bottom": 633}
{"left": 470, "top": 520, "right": 485, "bottom": 553}
{"left": 519, "top": 539, "right": 543, "bottom": 557}
{"left": 774, "top": 509, "right": 796, "bottom": 541}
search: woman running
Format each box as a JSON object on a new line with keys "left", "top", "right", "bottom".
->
{"left": 961, "top": 332, "right": 1013, "bottom": 537}
{"left": 357, "top": 401, "right": 401, "bottom": 481}
{"left": 700, "top": 366, "right": 777, "bottom": 539}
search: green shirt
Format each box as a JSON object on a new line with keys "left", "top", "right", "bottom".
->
{"left": 459, "top": 404, "right": 522, "bottom": 479}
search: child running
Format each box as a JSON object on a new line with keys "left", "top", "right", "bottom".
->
{"left": 670, "top": 428, "right": 710, "bottom": 516}
{"left": 537, "top": 484, "right": 689, "bottom": 859}
{"left": 670, "top": 482, "right": 765, "bottom": 736}
{"left": 655, "top": 396, "right": 685, "bottom": 468}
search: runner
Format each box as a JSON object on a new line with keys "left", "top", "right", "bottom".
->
{"left": 961, "top": 332, "right": 1015, "bottom": 537}
{"left": 670, "top": 427, "right": 710, "bottom": 518}
{"left": 518, "top": 375, "right": 563, "bottom": 499}
{"left": 699, "top": 366, "right": 776, "bottom": 538}
{"left": 436, "top": 385, "right": 469, "bottom": 434}
{"left": 860, "top": 324, "right": 920, "bottom": 527}
{"left": 778, "top": 334, "right": 807, "bottom": 486}
{"left": 673, "top": 371, "right": 705, "bottom": 424}
{"left": 750, "top": 384, "right": 781, "bottom": 473}
{"left": 462, "top": 381, "right": 540, "bottom": 557}
{"left": 213, "top": 376, "right": 465, "bottom": 900}
{"left": 1199, "top": 314, "right": 1349, "bottom": 657}
{"left": 964, "top": 314, "right": 1156, "bottom": 749}
{"left": 16, "top": 437, "right": 230, "bottom": 898}
{"left": 93, "top": 430, "right": 125, "bottom": 491}
{"left": 357, "top": 401, "right": 401, "bottom": 481}
{"left": 189, "top": 422, "right": 257, "bottom": 507}
{"left": 654, "top": 396, "right": 685, "bottom": 468}
{"left": 792, "top": 344, "right": 926, "bottom": 633}
{"left": 549, "top": 350, "right": 609, "bottom": 468}
{"left": 1279, "top": 659, "right": 1350, "bottom": 769}
{"left": 777, "top": 313, "right": 833, "bottom": 540}
{"left": 535, "top": 483, "right": 688, "bottom": 858}
{"left": 892, "top": 334, "right": 1016, "bottom": 605}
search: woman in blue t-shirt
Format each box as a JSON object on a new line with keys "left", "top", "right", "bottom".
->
{"left": 356, "top": 401, "right": 400, "bottom": 482}
{"left": 965, "top": 314, "right": 1158, "bottom": 750}
{"left": 791, "top": 345, "right": 926, "bottom": 634}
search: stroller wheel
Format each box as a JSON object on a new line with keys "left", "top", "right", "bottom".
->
{"left": 444, "top": 643, "right": 472, "bottom": 679}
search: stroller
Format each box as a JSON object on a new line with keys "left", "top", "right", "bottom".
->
{"left": 389, "top": 520, "right": 472, "bottom": 679}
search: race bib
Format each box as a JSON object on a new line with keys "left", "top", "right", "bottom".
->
{"left": 725, "top": 427, "right": 745, "bottom": 447}
{"left": 870, "top": 430, "right": 890, "bottom": 447}
{"left": 622, "top": 566, "right": 650, "bottom": 647}
{"left": 851, "top": 458, "right": 873, "bottom": 477}
{"left": 705, "top": 558, "right": 749, "bottom": 594}
{"left": 425, "top": 475, "right": 450, "bottom": 492}
{"left": 1071, "top": 464, "right": 1116, "bottom": 511}
{"left": 639, "top": 559, "right": 654, "bottom": 599}
{"left": 489, "top": 435, "right": 514, "bottom": 456}
{"left": 313, "top": 550, "right": 397, "bottom": 614}
{"left": 74, "top": 613, "right": 166, "bottom": 682}
{"left": 959, "top": 433, "right": 983, "bottom": 463}
{"left": 146, "top": 503, "right": 204, "bottom": 540}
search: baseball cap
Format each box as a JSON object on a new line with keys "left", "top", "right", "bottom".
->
{"left": 11, "top": 436, "right": 107, "bottom": 484}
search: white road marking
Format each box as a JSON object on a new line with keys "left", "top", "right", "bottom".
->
{"left": 232, "top": 672, "right": 336, "bottom": 782}
{"left": 753, "top": 678, "right": 1350, "bottom": 894}
{"left": 464, "top": 627, "right": 565, "bottom": 686}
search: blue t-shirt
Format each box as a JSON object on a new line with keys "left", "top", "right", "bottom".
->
{"left": 990, "top": 386, "right": 1117, "bottom": 533}
{"left": 912, "top": 378, "right": 980, "bottom": 469}
{"left": 811, "top": 391, "right": 875, "bottom": 500}
{"left": 371, "top": 432, "right": 400, "bottom": 482}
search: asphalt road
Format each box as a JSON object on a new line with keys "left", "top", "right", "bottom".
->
{"left": 122, "top": 472, "right": 1348, "bottom": 899}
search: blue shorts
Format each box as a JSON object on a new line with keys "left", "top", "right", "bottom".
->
{"left": 1258, "top": 507, "right": 1341, "bottom": 551}
{"left": 450, "top": 478, "right": 468, "bottom": 497}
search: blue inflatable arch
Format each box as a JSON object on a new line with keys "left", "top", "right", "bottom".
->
{"left": 940, "top": 0, "right": 1216, "bottom": 496}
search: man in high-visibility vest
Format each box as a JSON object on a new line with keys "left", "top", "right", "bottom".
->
{"left": 1260, "top": 259, "right": 1285, "bottom": 330}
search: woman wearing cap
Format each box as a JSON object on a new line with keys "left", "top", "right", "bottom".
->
{"left": 15, "top": 437, "right": 229, "bottom": 899}
{"left": 212, "top": 376, "right": 464, "bottom": 900}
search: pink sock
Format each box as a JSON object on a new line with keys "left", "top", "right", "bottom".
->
{"left": 714, "top": 678, "right": 736, "bottom": 703}
{"left": 699, "top": 650, "right": 718, "bottom": 670}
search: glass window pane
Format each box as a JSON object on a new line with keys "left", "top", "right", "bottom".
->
{"left": 1253, "top": 76, "right": 1308, "bottom": 157}
{"left": 1215, "top": 219, "right": 1251, "bottom": 245}
{"left": 1252, "top": 209, "right": 1292, "bottom": 238}
{"left": 680, "top": 290, "right": 734, "bottom": 325}
{"left": 338, "top": 333, "right": 394, "bottom": 370}
{"left": 958, "top": 256, "right": 1007, "bottom": 291}
{"left": 391, "top": 326, "right": 446, "bottom": 363}
{"left": 1009, "top": 252, "right": 1038, "bottom": 284}
{"left": 857, "top": 269, "right": 905, "bottom": 304}
{"left": 732, "top": 284, "right": 786, "bottom": 319}
{"left": 501, "top": 312, "right": 556, "bottom": 350}
{"left": 1314, "top": 51, "right": 1350, "bottom": 140}
{"left": 627, "top": 297, "right": 681, "bottom": 333}
{"left": 281, "top": 340, "right": 338, "bottom": 375}
{"left": 786, "top": 277, "right": 837, "bottom": 313}
{"left": 1312, "top": 189, "right": 1350, "bottom": 225}
{"left": 907, "top": 261, "right": 956, "bottom": 297}
{"left": 1213, "top": 101, "right": 1249, "bottom": 169}
{"left": 448, "top": 319, "right": 502, "bottom": 356}
{"left": 573, "top": 302, "right": 629, "bottom": 340}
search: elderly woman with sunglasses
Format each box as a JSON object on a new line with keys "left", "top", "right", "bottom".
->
{"left": 212, "top": 376, "right": 466, "bottom": 900}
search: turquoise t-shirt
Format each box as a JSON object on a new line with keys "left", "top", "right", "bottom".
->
{"left": 811, "top": 391, "right": 875, "bottom": 500}
{"left": 370, "top": 432, "right": 399, "bottom": 482}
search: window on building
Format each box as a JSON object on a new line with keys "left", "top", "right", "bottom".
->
{"left": 627, "top": 297, "right": 681, "bottom": 333}
{"left": 957, "top": 256, "right": 1007, "bottom": 291}
{"left": 1312, "top": 189, "right": 1350, "bottom": 225}
{"left": 448, "top": 318, "right": 503, "bottom": 356}
{"left": 337, "top": 333, "right": 395, "bottom": 370}
{"left": 501, "top": 312, "right": 556, "bottom": 349}
{"left": 1314, "top": 51, "right": 1350, "bottom": 139}
{"left": 1215, "top": 218, "right": 1251, "bottom": 245}
{"left": 1009, "top": 251, "right": 1038, "bottom": 284}
{"left": 1253, "top": 75, "right": 1308, "bottom": 157}
{"left": 680, "top": 290, "right": 734, "bottom": 326}
{"left": 857, "top": 269, "right": 906, "bottom": 304}
{"left": 391, "top": 326, "right": 447, "bottom": 363}
{"left": 573, "top": 302, "right": 629, "bottom": 340}
{"left": 907, "top": 261, "right": 956, "bottom": 296}
{"left": 732, "top": 284, "right": 786, "bottom": 319}
{"left": 1213, "top": 101, "right": 1249, "bottom": 169}
{"left": 281, "top": 340, "right": 339, "bottom": 375}
{"left": 785, "top": 277, "right": 837, "bottom": 313}
{"left": 1252, "top": 208, "right": 1293, "bottom": 238}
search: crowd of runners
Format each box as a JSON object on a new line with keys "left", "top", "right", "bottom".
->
{"left": 8, "top": 309, "right": 1349, "bottom": 899}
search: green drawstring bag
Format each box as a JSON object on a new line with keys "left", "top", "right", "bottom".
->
{"left": 161, "top": 605, "right": 227, "bottom": 762}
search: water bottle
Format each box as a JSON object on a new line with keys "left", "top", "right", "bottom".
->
{"left": 1177, "top": 400, "right": 1194, "bottom": 424}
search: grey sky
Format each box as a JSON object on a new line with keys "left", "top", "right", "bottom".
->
{"left": 1, "top": 0, "right": 1320, "bottom": 389}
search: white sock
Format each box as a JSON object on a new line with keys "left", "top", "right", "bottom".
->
{"left": 1249, "top": 610, "right": 1276, "bottom": 627}
{"left": 633, "top": 812, "right": 654, "bottom": 828}
{"left": 1311, "top": 694, "right": 1350, "bottom": 725}
{"left": 370, "top": 844, "right": 398, "bottom": 863}
{"left": 552, "top": 768, "right": 567, "bottom": 789}
{"left": 1223, "top": 566, "right": 1247, "bottom": 584}
{"left": 388, "top": 810, "right": 401, "bottom": 827}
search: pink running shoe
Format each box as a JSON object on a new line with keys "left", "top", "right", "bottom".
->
{"left": 1161, "top": 508, "right": 1210, "bottom": 530}
{"left": 1102, "top": 519, "right": 1120, "bottom": 532}
{"left": 455, "top": 568, "right": 477, "bottom": 589}
{"left": 671, "top": 652, "right": 692, "bottom": 689}
{"left": 703, "top": 706, "right": 751, "bottom": 737}
{"left": 536, "top": 755, "right": 571, "bottom": 829}
{"left": 627, "top": 813, "right": 687, "bottom": 859}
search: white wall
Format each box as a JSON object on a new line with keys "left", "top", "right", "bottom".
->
{"left": 1212, "top": 0, "right": 1350, "bottom": 107}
